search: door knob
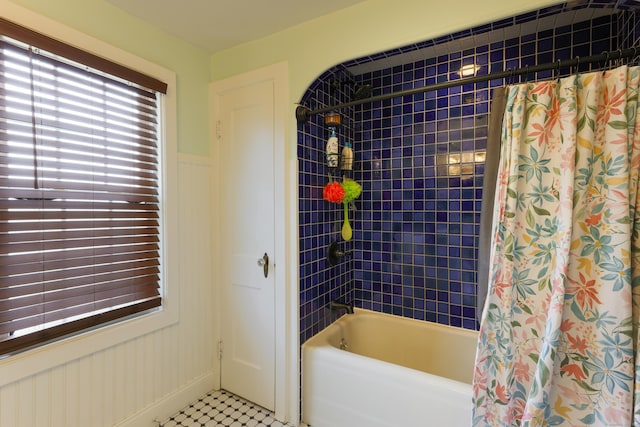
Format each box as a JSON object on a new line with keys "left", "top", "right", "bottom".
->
{"left": 257, "top": 253, "right": 269, "bottom": 278}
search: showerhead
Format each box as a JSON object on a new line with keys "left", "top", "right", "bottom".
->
{"left": 353, "top": 84, "right": 372, "bottom": 101}
{"left": 331, "top": 79, "right": 373, "bottom": 102}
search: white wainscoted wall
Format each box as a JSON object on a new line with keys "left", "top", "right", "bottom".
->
{"left": 0, "top": 154, "right": 216, "bottom": 427}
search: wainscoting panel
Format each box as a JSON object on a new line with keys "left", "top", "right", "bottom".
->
{"left": 0, "top": 154, "right": 215, "bottom": 427}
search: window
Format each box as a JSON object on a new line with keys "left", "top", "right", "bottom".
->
{"left": 0, "top": 17, "right": 169, "bottom": 357}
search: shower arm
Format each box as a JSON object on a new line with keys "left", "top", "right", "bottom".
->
{"left": 296, "top": 47, "right": 640, "bottom": 125}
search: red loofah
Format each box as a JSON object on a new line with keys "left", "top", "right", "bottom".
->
{"left": 323, "top": 181, "right": 345, "bottom": 204}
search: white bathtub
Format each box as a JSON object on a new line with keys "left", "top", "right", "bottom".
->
{"left": 302, "top": 309, "right": 478, "bottom": 427}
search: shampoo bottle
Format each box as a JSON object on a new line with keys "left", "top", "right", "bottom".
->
{"left": 340, "top": 141, "right": 353, "bottom": 170}
{"left": 326, "top": 128, "right": 339, "bottom": 168}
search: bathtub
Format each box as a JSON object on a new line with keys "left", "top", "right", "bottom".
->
{"left": 302, "top": 308, "right": 478, "bottom": 427}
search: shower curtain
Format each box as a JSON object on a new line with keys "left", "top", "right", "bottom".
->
{"left": 473, "top": 65, "right": 640, "bottom": 426}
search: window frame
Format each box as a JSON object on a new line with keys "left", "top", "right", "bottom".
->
{"left": 0, "top": 8, "right": 178, "bottom": 386}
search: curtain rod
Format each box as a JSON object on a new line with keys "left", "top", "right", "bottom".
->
{"left": 295, "top": 46, "right": 640, "bottom": 124}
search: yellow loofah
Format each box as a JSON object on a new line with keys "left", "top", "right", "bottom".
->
{"left": 340, "top": 178, "right": 362, "bottom": 203}
{"left": 340, "top": 179, "right": 361, "bottom": 241}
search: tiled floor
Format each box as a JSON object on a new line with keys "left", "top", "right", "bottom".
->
{"left": 161, "top": 390, "right": 306, "bottom": 427}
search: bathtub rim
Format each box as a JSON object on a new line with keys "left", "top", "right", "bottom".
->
{"left": 301, "top": 308, "right": 478, "bottom": 426}
{"left": 302, "top": 307, "right": 479, "bottom": 389}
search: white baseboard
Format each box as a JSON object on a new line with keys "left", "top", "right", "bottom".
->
{"left": 114, "top": 372, "right": 217, "bottom": 427}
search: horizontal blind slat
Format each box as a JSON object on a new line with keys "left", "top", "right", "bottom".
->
{"left": 0, "top": 122, "right": 160, "bottom": 156}
{"left": 0, "top": 280, "right": 159, "bottom": 318}
{"left": 0, "top": 198, "right": 159, "bottom": 212}
{"left": 1, "top": 219, "right": 159, "bottom": 232}
{"left": 0, "top": 242, "right": 159, "bottom": 266}
{"left": 0, "top": 260, "right": 160, "bottom": 289}
{"left": 1, "top": 234, "right": 160, "bottom": 257}
{"left": 1, "top": 249, "right": 159, "bottom": 277}
{"left": 0, "top": 176, "right": 159, "bottom": 196}
{"left": 0, "top": 135, "right": 158, "bottom": 166}
{"left": 0, "top": 188, "right": 159, "bottom": 203}
{"left": 0, "top": 268, "right": 160, "bottom": 296}
{"left": 0, "top": 135, "right": 158, "bottom": 165}
{"left": 0, "top": 208, "right": 159, "bottom": 221}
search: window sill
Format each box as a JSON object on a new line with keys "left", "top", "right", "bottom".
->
{"left": 0, "top": 298, "right": 179, "bottom": 387}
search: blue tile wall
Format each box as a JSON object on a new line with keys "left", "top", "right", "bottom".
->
{"left": 298, "top": 5, "right": 638, "bottom": 344}
{"left": 619, "top": 9, "right": 640, "bottom": 47}
{"left": 298, "top": 67, "right": 356, "bottom": 343}
{"left": 351, "top": 14, "right": 619, "bottom": 330}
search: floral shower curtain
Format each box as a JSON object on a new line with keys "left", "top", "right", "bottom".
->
{"left": 473, "top": 65, "right": 640, "bottom": 426}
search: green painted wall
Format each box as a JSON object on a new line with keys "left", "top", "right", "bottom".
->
{"left": 7, "top": 0, "right": 567, "bottom": 156}
{"left": 7, "top": 0, "right": 211, "bottom": 156}
{"left": 209, "top": 0, "right": 565, "bottom": 151}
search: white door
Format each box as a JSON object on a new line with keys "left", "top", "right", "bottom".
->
{"left": 216, "top": 77, "right": 276, "bottom": 410}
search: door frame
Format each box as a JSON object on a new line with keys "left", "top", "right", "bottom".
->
{"left": 210, "top": 61, "right": 297, "bottom": 423}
